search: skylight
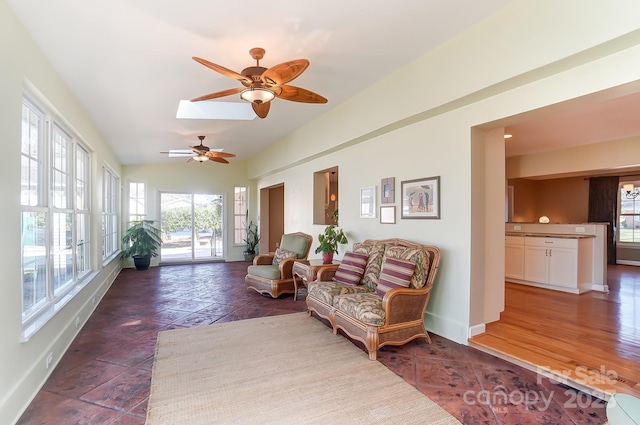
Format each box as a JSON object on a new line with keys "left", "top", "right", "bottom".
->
{"left": 176, "top": 100, "right": 256, "bottom": 120}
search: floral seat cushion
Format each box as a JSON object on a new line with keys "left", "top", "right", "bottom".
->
{"left": 307, "top": 281, "right": 372, "bottom": 305}
{"left": 333, "top": 292, "right": 385, "bottom": 326}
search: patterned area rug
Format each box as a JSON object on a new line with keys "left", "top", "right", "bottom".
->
{"left": 146, "top": 313, "right": 460, "bottom": 425}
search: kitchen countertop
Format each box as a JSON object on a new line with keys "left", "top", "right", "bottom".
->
{"left": 506, "top": 232, "right": 595, "bottom": 239}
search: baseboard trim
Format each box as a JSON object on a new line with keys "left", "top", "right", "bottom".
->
{"left": 468, "top": 323, "right": 486, "bottom": 339}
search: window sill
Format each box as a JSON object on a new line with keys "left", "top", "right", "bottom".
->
{"left": 617, "top": 242, "right": 640, "bottom": 249}
{"left": 102, "top": 250, "right": 122, "bottom": 267}
{"left": 21, "top": 270, "right": 99, "bottom": 342}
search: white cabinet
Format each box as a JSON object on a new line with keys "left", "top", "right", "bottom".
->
{"left": 523, "top": 237, "right": 577, "bottom": 289}
{"left": 506, "top": 235, "right": 593, "bottom": 293}
{"left": 505, "top": 235, "right": 525, "bottom": 280}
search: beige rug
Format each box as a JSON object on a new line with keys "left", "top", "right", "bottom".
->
{"left": 146, "top": 313, "right": 460, "bottom": 425}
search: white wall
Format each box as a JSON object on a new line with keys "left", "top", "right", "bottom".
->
{"left": 0, "top": 2, "right": 123, "bottom": 423}
{"left": 248, "top": 0, "right": 640, "bottom": 343}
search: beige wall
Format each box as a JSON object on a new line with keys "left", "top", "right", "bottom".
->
{"left": 506, "top": 136, "right": 640, "bottom": 180}
{"left": 509, "top": 176, "right": 590, "bottom": 223}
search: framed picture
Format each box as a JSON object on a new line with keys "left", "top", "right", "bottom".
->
{"left": 380, "top": 206, "right": 396, "bottom": 224}
{"left": 381, "top": 177, "right": 395, "bottom": 204}
{"left": 401, "top": 176, "right": 440, "bottom": 219}
{"left": 360, "top": 186, "right": 376, "bottom": 218}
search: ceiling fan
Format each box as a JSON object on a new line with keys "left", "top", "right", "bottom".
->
{"left": 161, "top": 136, "right": 236, "bottom": 164}
{"left": 191, "top": 47, "right": 328, "bottom": 119}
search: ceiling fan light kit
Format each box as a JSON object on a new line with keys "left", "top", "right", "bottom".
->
{"left": 240, "top": 87, "right": 275, "bottom": 104}
{"left": 192, "top": 155, "right": 209, "bottom": 163}
{"left": 161, "top": 135, "right": 235, "bottom": 165}
{"left": 191, "top": 47, "right": 327, "bottom": 119}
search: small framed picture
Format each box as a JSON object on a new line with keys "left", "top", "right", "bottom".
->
{"left": 401, "top": 176, "right": 440, "bottom": 219}
{"left": 380, "top": 206, "right": 396, "bottom": 224}
{"left": 381, "top": 177, "right": 395, "bottom": 204}
{"left": 360, "top": 186, "right": 376, "bottom": 218}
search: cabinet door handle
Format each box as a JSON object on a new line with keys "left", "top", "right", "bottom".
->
{"left": 549, "top": 249, "right": 552, "bottom": 257}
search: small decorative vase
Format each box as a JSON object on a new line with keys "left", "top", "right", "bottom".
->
{"left": 322, "top": 251, "right": 334, "bottom": 264}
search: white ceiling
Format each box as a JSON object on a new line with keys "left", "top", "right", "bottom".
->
{"left": 8, "top": 0, "right": 640, "bottom": 169}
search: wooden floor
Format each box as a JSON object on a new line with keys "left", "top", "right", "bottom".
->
{"left": 470, "top": 264, "right": 640, "bottom": 400}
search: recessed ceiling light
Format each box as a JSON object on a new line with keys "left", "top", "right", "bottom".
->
{"left": 504, "top": 134, "right": 513, "bottom": 139}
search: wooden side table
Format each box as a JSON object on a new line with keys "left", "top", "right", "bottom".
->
{"left": 292, "top": 259, "right": 340, "bottom": 301}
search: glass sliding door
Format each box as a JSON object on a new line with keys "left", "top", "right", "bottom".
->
{"left": 160, "top": 192, "right": 223, "bottom": 262}
{"left": 194, "top": 193, "right": 223, "bottom": 259}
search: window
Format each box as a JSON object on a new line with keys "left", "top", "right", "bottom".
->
{"left": 128, "top": 181, "right": 146, "bottom": 222}
{"left": 619, "top": 181, "right": 640, "bottom": 244}
{"left": 21, "top": 95, "right": 92, "bottom": 337}
{"left": 102, "top": 167, "right": 119, "bottom": 261}
{"left": 234, "top": 186, "right": 247, "bottom": 244}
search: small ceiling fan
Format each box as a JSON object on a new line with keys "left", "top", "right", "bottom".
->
{"left": 161, "top": 136, "right": 236, "bottom": 164}
{"left": 191, "top": 47, "right": 328, "bottom": 119}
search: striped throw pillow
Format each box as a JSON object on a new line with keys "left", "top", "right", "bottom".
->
{"left": 376, "top": 257, "right": 416, "bottom": 295}
{"left": 333, "top": 251, "right": 369, "bottom": 286}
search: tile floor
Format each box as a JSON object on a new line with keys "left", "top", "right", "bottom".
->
{"left": 17, "top": 262, "right": 609, "bottom": 425}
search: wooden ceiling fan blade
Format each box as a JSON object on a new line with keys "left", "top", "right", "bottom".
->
{"left": 206, "top": 151, "right": 236, "bottom": 158}
{"left": 262, "top": 59, "right": 309, "bottom": 86}
{"left": 192, "top": 56, "right": 252, "bottom": 84}
{"left": 191, "top": 87, "right": 244, "bottom": 102}
{"left": 209, "top": 157, "right": 229, "bottom": 164}
{"left": 277, "top": 85, "right": 328, "bottom": 103}
{"left": 252, "top": 102, "right": 270, "bottom": 119}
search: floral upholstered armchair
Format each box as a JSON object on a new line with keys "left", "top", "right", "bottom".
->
{"left": 245, "top": 232, "right": 313, "bottom": 298}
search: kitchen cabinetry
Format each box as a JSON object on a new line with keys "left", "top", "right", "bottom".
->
{"left": 523, "top": 237, "right": 578, "bottom": 289}
{"left": 505, "top": 234, "right": 594, "bottom": 293}
{"left": 505, "top": 235, "right": 525, "bottom": 280}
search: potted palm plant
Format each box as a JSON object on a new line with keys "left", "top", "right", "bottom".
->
{"left": 122, "top": 219, "right": 163, "bottom": 270}
{"left": 315, "top": 225, "right": 348, "bottom": 264}
{"left": 243, "top": 217, "right": 260, "bottom": 262}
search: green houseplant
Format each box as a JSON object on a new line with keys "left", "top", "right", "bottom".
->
{"left": 243, "top": 215, "right": 260, "bottom": 262}
{"left": 315, "top": 225, "right": 348, "bottom": 264}
{"left": 122, "top": 219, "right": 163, "bottom": 270}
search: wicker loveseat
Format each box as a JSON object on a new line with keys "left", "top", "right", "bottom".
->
{"left": 306, "top": 238, "right": 441, "bottom": 360}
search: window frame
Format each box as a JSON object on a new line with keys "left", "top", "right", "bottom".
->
{"left": 233, "top": 186, "right": 248, "bottom": 245}
{"left": 20, "top": 93, "right": 94, "bottom": 340}
{"left": 618, "top": 180, "right": 640, "bottom": 246}
{"left": 102, "top": 165, "right": 120, "bottom": 263}
{"left": 128, "top": 181, "right": 146, "bottom": 223}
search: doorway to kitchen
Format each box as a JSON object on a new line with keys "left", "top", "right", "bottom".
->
{"left": 159, "top": 192, "right": 224, "bottom": 262}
